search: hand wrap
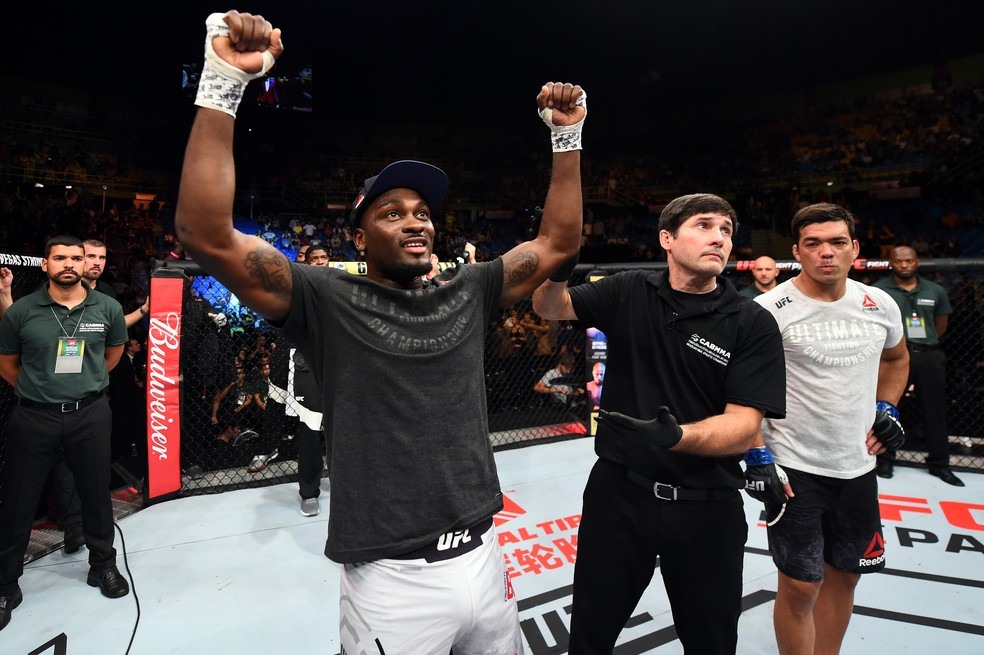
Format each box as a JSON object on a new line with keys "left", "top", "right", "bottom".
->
{"left": 743, "top": 447, "right": 789, "bottom": 504}
{"left": 539, "top": 92, "right": 587, "bottom": 152}
{"left": 194, "top": 13, "right": 277, "bottom": 117}
{"left": 872, "top": 401, "right": 905, "bottom": 453}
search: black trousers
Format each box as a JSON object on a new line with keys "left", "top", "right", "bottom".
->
{"left": 49, "top": 450, "right": 82, "bottom": 529}
{"left": 294, "top": 367, "right": 325, "bottom": 500}
{"left": 568, "top": 459, "right": 747, "bottom": 654}
{"left": 0, "top": 397, "right": 117, "bottom": 595}
{"left": 881, "top": 348, "right": 949, "bottom": 469}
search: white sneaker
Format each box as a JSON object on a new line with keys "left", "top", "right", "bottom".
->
{"left": 247, "top": 449, "right": 277, "bottom": 473}
{"left": 300, "top": 497, "right": 319, "bottom": 517}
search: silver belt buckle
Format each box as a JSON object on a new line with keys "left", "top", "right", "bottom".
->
{"left": 653, "top": 482, "right": 678, "bottom": 501}
{"left": 61, "top": 401, "right": 79, "bottom": 413}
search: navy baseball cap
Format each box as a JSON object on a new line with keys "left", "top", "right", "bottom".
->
{"left": 349, "top": 160, "right": 449, "bottom": 229}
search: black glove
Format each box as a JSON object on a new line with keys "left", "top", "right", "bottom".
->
{"left": 872, "top": 401, "right": 905, "bottom": 453}
{"left": 596, "top": 407, "right": 683, "bottom": 449}
{"left": 743, "top": 447, "right": 788, "bottom": 505}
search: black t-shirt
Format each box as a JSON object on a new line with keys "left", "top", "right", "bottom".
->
{"left": 570, "top": 270, "right": 786, "bottom": 489}
{"left": 278, "top": 260, "right": 505, "bottom": 562}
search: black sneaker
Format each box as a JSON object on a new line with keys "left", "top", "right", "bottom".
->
{"left": 0, "top": 588, "right": 23, "bottom": 631}
{"left": 63, "top": 524, "right": 85, "bottom": 554}
{"left": 87, "top": 566, "right": 130, "bottom": 598}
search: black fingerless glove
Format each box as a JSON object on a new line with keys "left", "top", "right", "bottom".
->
{"left": 872, "top": 401, "right": 905, "bottom": 453}
{"left": 743, "top": 446, "right": 788, "bottom": 505}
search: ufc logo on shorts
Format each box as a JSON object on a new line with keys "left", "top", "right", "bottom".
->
{"left": 436, "top": 528, "right": 471, "bottom": 551}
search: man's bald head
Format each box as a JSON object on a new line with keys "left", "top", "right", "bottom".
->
{"left": 752, "top": 256, "right": 779, "bottom": 291}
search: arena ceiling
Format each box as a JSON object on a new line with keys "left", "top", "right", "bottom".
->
{"left": 4, "top": 1, "right": 983, "bottom": 123}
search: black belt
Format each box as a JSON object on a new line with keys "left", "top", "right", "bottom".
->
{"left": 392, "top": 516, "right": 493, "bottom": 563}
{"left": 908, "top": 343, "right": 940, "bottom": 353}
{"left": 624, "top": 468, "right": 734, "bottom": 502}
{"left": 18, "top": 389, "right": 105, "bottom": 414}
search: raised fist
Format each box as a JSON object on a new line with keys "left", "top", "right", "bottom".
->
{"left": 536, "top": 82, "right": 586, "bottom": 128}
{"left": 209, "top": 11, "right": 284, "bottom": 75}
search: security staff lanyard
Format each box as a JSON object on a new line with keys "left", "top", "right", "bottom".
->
{"left": 900, "top": 289, "right": 928, "bottom": 341}
{"left": 50, "top": 303, "right": 87, "bottom": 374}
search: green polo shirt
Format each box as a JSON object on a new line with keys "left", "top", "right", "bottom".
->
{"left": 0, "top": 284, "right": 126, "bottom": 403}
{"left": 872, "top": 275, "right": 951, "bottom": 346}
{"left": 738, "top": 285, "right": 764, "bottom": 298}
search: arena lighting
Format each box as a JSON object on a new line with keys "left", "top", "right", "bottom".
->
{"left": 65, "top": 185, "right": 72, "bottom": 189}
{"left": 34, "top": 182, "right": 43, "bottom": 188}
{"left": 827, "top": 181, "right": 834, "bottom": 186}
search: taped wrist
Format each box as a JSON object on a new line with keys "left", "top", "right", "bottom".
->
{"left": 744, "top": 446, "right": 774, "bottom": 467}
{"left": 875, "top": 400, "right": 899, "bottom": 420}
{"left": 539, "top": 92, "right": 587, "bottom": 152}
{"left": 194, "top": 13, "right": 276, "bottom": 117}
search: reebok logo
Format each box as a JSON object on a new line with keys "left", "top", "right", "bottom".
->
{"left": 494, "top": 494, "right": 527, "bottom": 527}
{"left": 859, "top": 532, "right": 886, "bottom": 567}
{"left": 861, "top": 294, "right": 880, "bottom": 312}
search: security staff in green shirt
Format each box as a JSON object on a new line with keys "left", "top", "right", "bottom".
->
{"left": 873, "top": 245, "right": 962, "bottom": 486}
{"left": 0, "top": 235, "right": 131, "bottom": 632}
{"left": 738, "top": 255, "right": 779, "bottom": 298}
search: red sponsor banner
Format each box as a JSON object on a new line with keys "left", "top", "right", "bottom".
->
{"left": 495, "top": 494, "right": 582, "bottom": 580}
{"left": 146, "top": 276, "right": 184, "bottom": 499}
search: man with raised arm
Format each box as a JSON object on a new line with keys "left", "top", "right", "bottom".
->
{"left": 175, "top": 11, "right": 584, "bottom": 652}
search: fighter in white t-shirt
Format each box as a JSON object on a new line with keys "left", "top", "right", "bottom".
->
{"left": 752, "top": 203, "right": 909, "bottom": 655}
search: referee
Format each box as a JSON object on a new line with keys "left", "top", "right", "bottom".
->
{"left": 0, "top": 236, "right": 130, "bottom": 632}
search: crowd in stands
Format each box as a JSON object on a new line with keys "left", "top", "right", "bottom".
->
{"left": 3, "top": 72, "right": 983, "bottom": 265}
{"left": 1, "top": 71, "right": 982, "bottom": 323}
{"left": 2, "top": 66, "right": 984, "bottom": 485}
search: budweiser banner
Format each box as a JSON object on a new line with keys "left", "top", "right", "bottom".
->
{"left": 146, "top": 271, "right": 185, "bottom": 500}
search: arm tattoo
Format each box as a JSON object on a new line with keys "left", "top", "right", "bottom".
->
{"left": 245, "top": 246, "right": 291, "bottom": 300}
{"left": 503, "top": 251, "right": 539, "bottom": 288}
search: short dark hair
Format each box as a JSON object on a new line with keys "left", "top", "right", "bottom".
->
{"left": 306, "top": 245, "right": 329, "bottom": 260}
{"left": 44, "top": 235, "right": 84, "bottom": 258}
{"left": 82, "top": 239, "right": 106, "bottom": 250}
{"left": 790, "top": 203, "right": 856, "bottom": 243}
{"left": 658, "top": 194, "right": 738, "bottom": 236}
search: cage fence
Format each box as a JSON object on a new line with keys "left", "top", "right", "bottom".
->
{"left": 1, "top": 255, "right": 982, "bottom": 511}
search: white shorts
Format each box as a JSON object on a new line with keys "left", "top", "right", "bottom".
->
{"left": 339, "top": 521, "right": 524, "bottom": 655}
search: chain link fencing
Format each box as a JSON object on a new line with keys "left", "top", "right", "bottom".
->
{"left": 1, "top": 254, "right": 981, "bottom": 506}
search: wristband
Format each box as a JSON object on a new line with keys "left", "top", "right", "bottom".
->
{"left": 139, "top": 306, "right": 148, "bottom": 316}
{"left": 875, "top": 401, "right": 899, "bottom": 420}
{"left": 539, "top": 92, "right": 587, "bottom": 152}
{"left": 743, "top": 446, "right": 774, "bottom": 467}
{"left": 194, "top": 13, "right": 277, "bottom": 117}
